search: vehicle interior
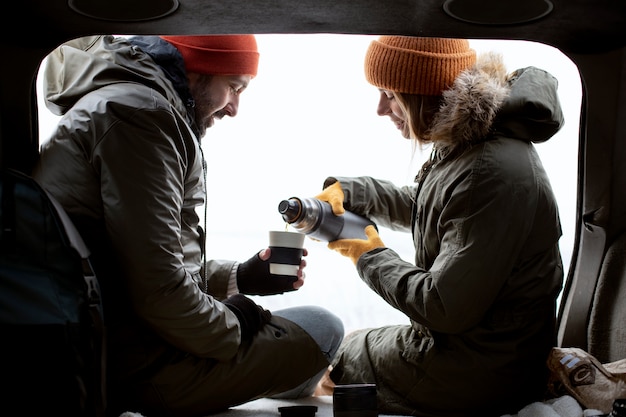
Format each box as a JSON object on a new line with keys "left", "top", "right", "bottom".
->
{"left": 1, "top": 0, "right": 625, "bottom": 415}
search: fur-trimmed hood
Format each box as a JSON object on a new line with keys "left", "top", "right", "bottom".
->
{"left": 428, "top": 52, "right": 564, "bottom": 154}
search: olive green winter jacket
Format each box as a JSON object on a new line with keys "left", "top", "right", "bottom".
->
{"left": 326, "top": 54, "right": 564, "bottom": 417}
{"left": 33, "top": 35, "right": 326, "bottom": 417}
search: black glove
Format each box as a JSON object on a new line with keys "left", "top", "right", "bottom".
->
{"left": 223, "top": 294, "right": 272, "bottom": 342}
{"left": 237, "top": 252, "right": 297, "bottom": 295}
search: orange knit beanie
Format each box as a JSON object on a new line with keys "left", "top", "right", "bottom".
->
{"left": 160, "top": 35, "right": 259, "bottom": 77}
{"left": 364, "top": 36, "right": 476, "bottom": 96}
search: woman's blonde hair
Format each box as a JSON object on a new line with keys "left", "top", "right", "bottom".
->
{"left": 394, "top": 92, "right": 442, "bottom": 146}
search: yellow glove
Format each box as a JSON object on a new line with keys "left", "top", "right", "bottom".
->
{"left": 315, "top": 181, "right": 345, "bottom": 215}
{"left": 327, "top": 225, "right": 384, "bottom": 265}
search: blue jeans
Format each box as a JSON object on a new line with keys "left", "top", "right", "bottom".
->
{"left": 271, "top": 305, "right": 344, "bottom": 398}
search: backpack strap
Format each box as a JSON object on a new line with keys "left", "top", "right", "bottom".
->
{"left": 46, "top": 188, "right": 107, "bottom": 417}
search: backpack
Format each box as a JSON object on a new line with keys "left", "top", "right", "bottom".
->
{"left": 0, "top": 168, "right": 106, "bottom": 416}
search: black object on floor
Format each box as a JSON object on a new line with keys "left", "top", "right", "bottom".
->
{"left": 278, "top": 405, "right": 318, "bottom": 417}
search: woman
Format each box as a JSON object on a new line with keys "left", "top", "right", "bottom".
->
{"left": 312, "top": 36, "right": 565, "bottom": 416}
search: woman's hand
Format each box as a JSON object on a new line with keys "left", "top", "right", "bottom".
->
{"left": 328, "top": 225, "right": 385, "bottom": 265}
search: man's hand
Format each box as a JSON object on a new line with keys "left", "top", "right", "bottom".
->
{"left": 315, "top": 181, "right": 345, "bottom": 215}
{"left": 237, "top": 249, "right": 306, "bottom": 295}
{"left": 223, "top": 294, "right": 272, "bottom": 342}
{"left": 327, "top": 225, "right": 385, "bottom": 265}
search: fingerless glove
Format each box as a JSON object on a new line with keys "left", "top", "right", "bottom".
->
{"left": 237, "top": 252, "right": 297, "bottom": 295}
{"left": 223, "top": 294, "right": 272, "bottom": 342}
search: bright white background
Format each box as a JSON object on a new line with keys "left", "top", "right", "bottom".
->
{"left": 38, "top": 35, "right": 582, "bottom": 333}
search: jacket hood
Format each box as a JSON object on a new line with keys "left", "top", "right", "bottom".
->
{"left": 43, "top": 35, "right": 188, "bottom": 119}
{"left": 428, "top": 52, "right": 564, "bottom": 152}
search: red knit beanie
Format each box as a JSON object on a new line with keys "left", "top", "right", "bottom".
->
{"left": 364, "top": 36, "right": 476, "bottom": 96}
{"left": 160, "top": 35, "right": 259, "bottom": 77}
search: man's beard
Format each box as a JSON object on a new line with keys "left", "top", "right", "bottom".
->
{"left": 192, "top": 98, "right": 212, "bottom": 138}
{"left": 189, "top": 75, "right": 214, "bottom": 138}
{"left": 194, "top": 105, "right": 227, "bottom": 138}
{"left": 193, "top": 108, "right": 208, "bottom": 138}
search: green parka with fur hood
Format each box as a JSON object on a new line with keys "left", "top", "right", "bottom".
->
{"left": 33, "top": 35, "right": 327, "bottom": 416}
{"left": 325, "top": 53, "right": 564, "bottom": 416}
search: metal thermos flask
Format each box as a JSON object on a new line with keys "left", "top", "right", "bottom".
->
{"left": 278, "top": 197, "right": 376, "bottom": 242}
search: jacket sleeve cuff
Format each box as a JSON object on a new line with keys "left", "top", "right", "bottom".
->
{"left": 227, "top": 262, "right": 240, "bottom": 297}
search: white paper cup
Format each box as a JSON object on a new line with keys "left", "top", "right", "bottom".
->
{"left": 268, "top": 231, "right": 305, "bottom": 276}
